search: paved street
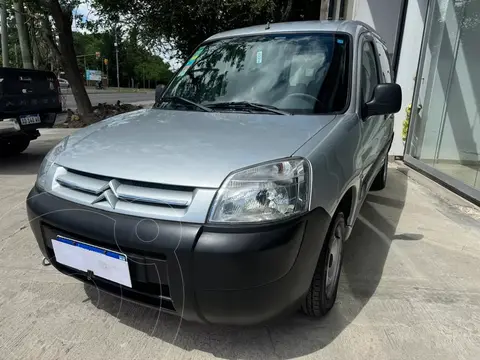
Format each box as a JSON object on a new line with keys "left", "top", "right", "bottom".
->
{"left": 0, "top": 129, "right": 480, "bottom": 359}
{"left": 63, "top": 91, "right": 155, "bottom": 109}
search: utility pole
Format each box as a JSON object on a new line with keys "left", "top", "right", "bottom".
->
{"left": 1, "top": 1, "right": 8, "bottom": 67}
{"left": 114, "top": 29, "right": 120, "bottom": 89}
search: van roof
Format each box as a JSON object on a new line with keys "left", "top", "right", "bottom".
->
{"left": 205, "top": 20, "right": 384, "bottom": 44}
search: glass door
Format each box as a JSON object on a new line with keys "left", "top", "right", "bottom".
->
{"left": 406, "top": 0, "right": 480, "bottom": 190}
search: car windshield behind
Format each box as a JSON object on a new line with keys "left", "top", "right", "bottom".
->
{"left": 159, "top": 32, "right": 350, "bottom": 115}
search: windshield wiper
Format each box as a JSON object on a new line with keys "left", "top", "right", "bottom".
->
{"left": 206, "top": 101, "right": 291, "bottom": 115}
{"left": 158, "top": 96, "right": 213, "bottom": 112}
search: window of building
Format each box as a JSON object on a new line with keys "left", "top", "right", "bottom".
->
{"left": 405, "top": 0, "right": 480, "bottom": 197}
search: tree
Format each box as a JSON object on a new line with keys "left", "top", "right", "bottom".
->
{"left": 24, "top": 0, "right": 92, "bottom": 116}
{"left": 1, "top": 1, "right": 9, "bottom": 66}
{"left": 13, "top": 0, "right": 33, "bottom": 68}
{"left": 93, "top": 0, "right": 320, "bottom": 59}
{"left": 1, "top": 2, "right": 57, "bottom": 70}
{"left": 71, "top": 28, "right": 172, "bottom": 89}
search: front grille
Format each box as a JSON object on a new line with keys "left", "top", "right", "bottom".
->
{"left": 55, "top": 261, "right": 176, "bottom": 312}
{"left": 50, "top": 166, "right": 203, "bottom": 221}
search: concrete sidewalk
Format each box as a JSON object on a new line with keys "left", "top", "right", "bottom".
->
{"left": 0, "top": 132, "right": 479, "bottom": 360}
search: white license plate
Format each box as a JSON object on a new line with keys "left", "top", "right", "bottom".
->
{"left": 20, "top": 114, "right": 41, "bottom": 125}
{"left": 52, "top": 236, "right": 132, "bottom": 288}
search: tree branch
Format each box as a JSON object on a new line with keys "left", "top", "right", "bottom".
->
{"left": 41, "top": 15, "right": 61, "bottom": 59}
{"left": 281, "top": 0, "right": 293, "bottom": 21}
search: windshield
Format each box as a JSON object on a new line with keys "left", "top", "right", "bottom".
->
{"left": 160, "top": 32, "right": 351, "bottom": 115}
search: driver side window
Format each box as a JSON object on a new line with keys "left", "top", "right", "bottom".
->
{"left": 360, "top": 41, "right": 380, "bottom": 104}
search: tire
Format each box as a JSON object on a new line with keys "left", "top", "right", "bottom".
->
{"left": 0, "top": 137, "right": 30, "bottom": 156}
{"left": 302, "top": 212, "right": 345, "bottom": 317}
{"left": 370, "top": 154, "right": 388, "bottom": 191}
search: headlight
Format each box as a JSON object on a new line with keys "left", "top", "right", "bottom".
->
{"left": 208, "top": 158, "right": 311, "bottom": 223}
{"left": 36, "top": 137, "right": 68, "bottom": 190}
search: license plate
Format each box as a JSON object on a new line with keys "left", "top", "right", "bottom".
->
{"left": 20, "top": 114, "right": 41, "bottom": 125}
{"left": 51, "top": 236, "right": 132, "bottom": 288}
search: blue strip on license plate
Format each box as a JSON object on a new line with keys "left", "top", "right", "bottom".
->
{"left": 56, "top": 236, "right": 127, "bottom": 262}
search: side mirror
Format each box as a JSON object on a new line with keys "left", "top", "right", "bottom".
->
{"left": 155, "top": 84, "right": 166, "bottom": 103}
{"left": 364, "top": 83, "right": 402, "bottom": 118}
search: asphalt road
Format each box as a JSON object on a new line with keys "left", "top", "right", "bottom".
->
{"left": 63, "top": 91, "right": 155, "bottom": 109}
{"left": 1, "top": 129, "right": 480, "bottom": 359}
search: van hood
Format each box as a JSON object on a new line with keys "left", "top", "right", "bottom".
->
{"left": 56, "top": 109, "right": 335, "bottom": 188}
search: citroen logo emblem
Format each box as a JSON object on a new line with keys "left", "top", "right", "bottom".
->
{"left": 91, "top": 179, "right": 121, "bottom": 208}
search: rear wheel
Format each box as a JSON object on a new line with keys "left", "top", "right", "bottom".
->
{"left": 302, "top": 212, "right": 345, "bottom": 317}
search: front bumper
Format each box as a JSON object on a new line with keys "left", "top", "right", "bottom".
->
{"left": 26, "top": 187, "right": 332, "bottom": 325}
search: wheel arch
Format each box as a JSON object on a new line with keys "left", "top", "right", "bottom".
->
{"left": 336, "top": 185, "right": 358, "bottom": 240}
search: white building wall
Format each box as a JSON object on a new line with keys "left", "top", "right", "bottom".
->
{"left": 393, "top": 0, "right": 430, "bottom": 156}
{"left": 351, "top": 0, "right": 403, "bottom": 57}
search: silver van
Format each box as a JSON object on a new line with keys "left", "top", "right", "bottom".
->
{"left": 27, "top": 20, "right": 401, "bottom": 325}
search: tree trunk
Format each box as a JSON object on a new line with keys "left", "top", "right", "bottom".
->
{"left": 1, "top": 1, "right": 8, "bottom": 67}
{"left": 13, "top": 0, "right": 33, "bottom": 69}
{"left": 281, "top": 0, "right": 293, "bottom": 21}
{"left": 29, "top": 23, "right": 40, "bottom": 69}
{"left": 32, "top": 39, "right": 40, "bottom": 69}
{"left": 47, "top": 1, "right": 92, "bottom": 116}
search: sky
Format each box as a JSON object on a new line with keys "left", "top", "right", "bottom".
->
{"left": 73, "top": 2, "right": 99, "bottom": 30}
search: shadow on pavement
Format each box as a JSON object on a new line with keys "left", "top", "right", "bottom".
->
{"left": 83, "top": 166, "right": 422, "bottom": 358}
{"left": 0, "top": 138, "right": 60, "bottom": 176}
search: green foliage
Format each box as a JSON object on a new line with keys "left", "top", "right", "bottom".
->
{"left": 73, "top": 29, "right": 172, "bottom": 87}
{"left": 402, "top": 104, "right": 423, "bottom": 142}
{"left": 402, "top": 104, "right": 411, "bottom": 142}
{"left": 92, "top": 0, "right": 322, "bottom": 59}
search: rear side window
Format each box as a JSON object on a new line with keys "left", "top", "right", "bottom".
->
{"left": 360, "top": 41, "right": 380, "bottom": 103}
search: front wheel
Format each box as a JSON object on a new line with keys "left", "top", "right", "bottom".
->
{"left": 0, "top": 137, "right": 30, "bottom": 156}
{"left": 302, "top": 212, "right": 345, "bottom": 317}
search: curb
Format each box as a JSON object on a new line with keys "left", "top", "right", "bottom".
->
{"left": 392, "top": 160, "right": 480, "bottom": 213}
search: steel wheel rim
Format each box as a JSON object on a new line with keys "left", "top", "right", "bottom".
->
{"left": 325, "top": 223, "right": 343, "bottom": 299}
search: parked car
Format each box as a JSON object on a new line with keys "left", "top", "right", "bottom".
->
{"left": 27, "top": 20, "right": 401, "bottom": 325}
{"left": 57, "top": 78, "right": 70, "bottom": 89}
{"left": 0, "top": 68, "right": 62, "bottom": 155}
